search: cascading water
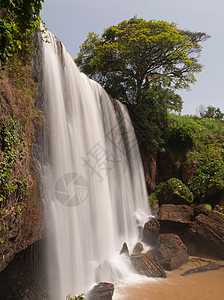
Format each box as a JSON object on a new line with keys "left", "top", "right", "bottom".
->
{"left": 39, "top": 30, "right": 151, "bottom": 299}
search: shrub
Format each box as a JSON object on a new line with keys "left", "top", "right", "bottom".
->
{"left": 156, "top": 178, "right": 194, "bottom": 205}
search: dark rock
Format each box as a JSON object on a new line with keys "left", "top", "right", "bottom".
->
{"left": 142, "top": 219, "right": 160, "bottom": 246}
{"left": 87, "top": 282, "right": 114, "bottom": 300}
{"left": 154, "top": 233, "right": 188, "bottom": 271}
{"left": 120, "top": 242, "right": 129, "bottom": 255}
{"left": 182, "top": 156, "right": 198, "bottom": 183}
{"left": 160, "top": 204, "right": 193, "bottom": 224}
{"left": 159, "top": 205, "right": 193, "bottom": 242}
{"left": 130, "top": 253, "right": 166, "bottom": 278}
{"left": 189, "top": 211, "right": 224, "bottom": 259}
{"left": 140, "top": 147, "right": 158, "bottom": 193}
{"left": 158, "top": 150, "right": 180, "bottom": 183}
{"left": 132, "top": 242, "right": 144, "bottom": 254}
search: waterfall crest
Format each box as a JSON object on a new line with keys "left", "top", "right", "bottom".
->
{"left": 39, "top": 30, "right": 150, "bottom": 299}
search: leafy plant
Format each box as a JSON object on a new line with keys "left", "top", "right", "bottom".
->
{"left": 0, "top": 0, "right": 44, "bottom": 67}
{"left": 66, "top": 294, "right": 85, "bottom": 300}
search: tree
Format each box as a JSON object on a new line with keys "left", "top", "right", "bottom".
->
{"left": 0, "top": 0, "right": 44, "bottom": 66}
{"left": 75, "top": 18, "right": 210, "bottom": 106}
{"left": 198, "top": 105, "right": 224, "bottom": 120}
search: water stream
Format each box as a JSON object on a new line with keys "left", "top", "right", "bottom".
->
{"left": 39, "top": 30, "right": 150, "bottom": 299}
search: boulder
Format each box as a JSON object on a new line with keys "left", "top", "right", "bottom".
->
{"left": 132, "top": 242, "right": 144, "bottom": 254}
{"left": 142, "top": 218, "right": 160, "bottom": 245}
{"left": 159, "top": 204, "right": 193, "bottom": 238}
{"left": 87, "top": 282, "right": 114, "bottom": 300}
{"left": 154, "top": 233, "right": 188, "bottom": 271}
{"left": 130, "top": 253, "right": 166, "bottom": 278}
{"left": 189, "top": 211, "right": 224, "bottom": 259}
{"left": 160, "top": 204, "right": 193, "bottom": 224}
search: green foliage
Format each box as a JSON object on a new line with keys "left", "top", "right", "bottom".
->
{"left": 66, "top": 294, "right": 85, "bottom": 300}
{"left": 156, "top": 178, "right": 194, "bottom": 205}
{"left": 128, "top": 86, "right": 171, "bottom": 152}
{"left": 168, "top": 114, "right": 224, "bottom": 151}
{"left": 0, "top": 0, "right": 44, "bottom": 66}
{"left": 0, "top": 117, "right": 28, "bottom": 206}
{"left": 76, "top": 17, "right": 209, "bottom": 105}
{"left": 167, "top": 122, "right": 194, "bottom": 159}
{"left": 187, "top": 146, "right": 224, "bottom": 202}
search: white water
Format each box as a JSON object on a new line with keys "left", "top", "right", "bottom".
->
{"left": 40, "top": 31, "right": 150, "bottom": 299}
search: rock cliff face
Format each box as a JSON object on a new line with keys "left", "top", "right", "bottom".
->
{"left": 0, "top": 33, "right": 45, "bottom": 273}
{"left": 139, "top": 146, "right": 198, "bottom": 193}
{"left": 0, "top": 185, "right": 44, "bottom": 272}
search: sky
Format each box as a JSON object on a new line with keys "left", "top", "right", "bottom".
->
{"left": 41, "top": 0, "right": 224, "bottom": 115}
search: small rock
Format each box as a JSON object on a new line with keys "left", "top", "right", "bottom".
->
{"left": 142, "top": 219, "right": 160, "bottom": 246}
{"left": 120, "top": 242, "right": 129, "bottom": 255}
{"left": 132, "top": 242, "right": 144, "bottom": 254}
{"left": 86, "top": 282, "right": 114, "bottom": 300}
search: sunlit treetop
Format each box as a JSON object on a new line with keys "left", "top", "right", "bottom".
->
{"left": 76, "top": 18, "right": 210, "bottom": 104}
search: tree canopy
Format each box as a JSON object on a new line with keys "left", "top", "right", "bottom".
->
{"left": 76, "top": 18, "right": 210, "bottom": 151}
{"left": 0, "top": 0, "right": 44, "bottom": 66}
{"left": 75, "top": 18, "right": 210, "bottom": 107}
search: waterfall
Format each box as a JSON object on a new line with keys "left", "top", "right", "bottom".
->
{"left": 39, "top": 30, "right": 150, "bottom": 299}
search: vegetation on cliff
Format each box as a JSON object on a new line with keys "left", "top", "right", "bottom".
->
{"left": 150, "top": 114, "right": 224, "bottom": 207}
{"left": 0, "top": 0, "right": 44, "bottom": 67}
{"left": 0, "top": 1, "right": 44, "bottom": 262}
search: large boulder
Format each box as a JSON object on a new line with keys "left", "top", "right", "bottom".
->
{"left": 87, "top": 282, "right": 114, "bottom": 300}
{"left": 160, "top": 204, "right": 193, "bottom": 224}
{"left": 189, "top": 211, "right": 224, "bottom": 259}
{"left": 142, "top": 218, "right": 160, "bottom": 245}
{"left": 130, "top": 253, "right": 166, "bottom": 278}
{"left": 153, "top": 233, "right": 188, "bottom": 271}
{"left": 159, "top": 204, "right": 194, "bottom": 238}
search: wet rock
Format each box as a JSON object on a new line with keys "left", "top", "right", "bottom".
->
{"left": 154, "top": 233, "right": 188, "bottom": 271}
{"left": 130, "top": 253, "right": 166, "bottom": 278}
{"left": 120, "top": 242, "right": 129, "bottom": 255}
{"left": 180, "top": 263, "right": 224, "bottom": 276}
{"left": 132, "top": 242, "right": 144, "bottom": 254}
{"left": 189, "top": 211, "right": 224, "bottom": 259}
{"left": 87, "top": 282, "right": 114, "bottom": 300}
{"left": 142, "top": 218, "right": 160, "bottom": 246}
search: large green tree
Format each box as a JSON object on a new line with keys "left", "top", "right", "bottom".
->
{"left": 75, "top": 18, "right": 210, "bottom": 106}
{"left": 76, "top": 18, "right": 209, "bottom": 151}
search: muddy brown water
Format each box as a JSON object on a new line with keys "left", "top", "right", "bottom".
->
{"left": 114, "top": 257, "right": 224, "bottom": 300}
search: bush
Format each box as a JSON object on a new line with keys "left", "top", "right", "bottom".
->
{"left": 156, "top": 178, "right": 194, "bottom": 205}
{"left": 187, "top": 146, "right": 224, "bottom": 203}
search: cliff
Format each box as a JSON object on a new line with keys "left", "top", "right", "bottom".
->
{"left": 0, "top": 55, "right": 44, "bottom": 272}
